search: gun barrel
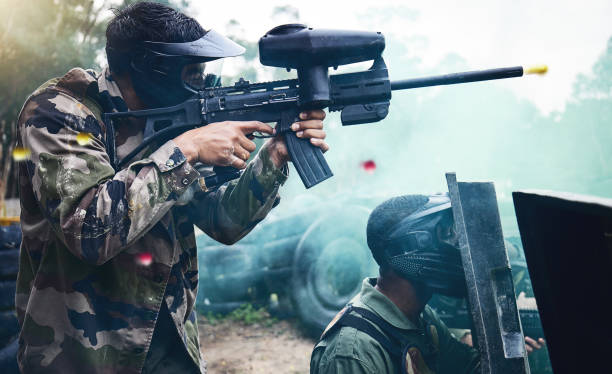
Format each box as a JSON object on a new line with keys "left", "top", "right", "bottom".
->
{"left": 391, "top": 66, "right": 524, "bottom": 91}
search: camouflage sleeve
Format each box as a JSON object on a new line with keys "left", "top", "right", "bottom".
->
{"left": 185, "top": 144, "right": 288, "bottom": 244}
{"left": 18, "top": 89, "right": 199, "bottom": 265}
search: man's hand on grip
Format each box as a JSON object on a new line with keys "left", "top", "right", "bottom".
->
{"left": 174, "top": 121, "right": 273, "bottom": 169}
{"left": 266, "top": 109, "right": 329, "bottom": 168}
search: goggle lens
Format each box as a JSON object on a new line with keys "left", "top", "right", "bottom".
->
{"left": 181, "top": 59, "right": 223, "bottom": 90}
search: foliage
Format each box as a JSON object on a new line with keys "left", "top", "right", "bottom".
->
{"left": 0, "top": 0, "right": 188, "bottom": 127}
{"left": 271, "top": 5, "right": 299, "bottom": 21}
{"left": 0, "top": 0, "right": 105, "bottom": 198}
{"left": 573, "top": 37, "right": 612, "bottom": 100}
{"left": 0, "top": 0, "right": 187, "bottom": 198}
{"left": 1, "top": 0, "right": 105, "bottom": 126}
{"left": 204, "top": 304, "right": 277, "bottom": 327}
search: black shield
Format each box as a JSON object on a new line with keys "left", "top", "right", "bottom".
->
{"left": 446, "top": 173, "right": 529, "bottom": 374}
{"left": 513, "top": 190, "right": 612, "bottom": 374}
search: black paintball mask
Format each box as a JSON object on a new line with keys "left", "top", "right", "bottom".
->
{"left": 381, "top": 194, "right": 467, "bottom": 298}
{"left": 112, "top": 30, "right": 245, "bottom": 108}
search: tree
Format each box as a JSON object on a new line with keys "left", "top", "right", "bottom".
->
{"left": 0, "top": 0, "right": 187, "bottom": 203}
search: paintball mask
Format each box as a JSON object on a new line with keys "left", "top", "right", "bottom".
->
{"left": 116, "top": 30, "right": 245, "bottom": 108}
{"left": 374, "top": 194, "right": 467, "bottom": 297}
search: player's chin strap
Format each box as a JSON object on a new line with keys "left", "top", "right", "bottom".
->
{"left": 320, "top": 305, "right": 438, "bottom": 374}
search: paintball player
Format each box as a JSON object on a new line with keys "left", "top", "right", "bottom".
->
{"left": 15, "top": 2, "right": 327, "bottom": 373}
{"left": 310, "top": 194, "right": 543, "bottom": 374}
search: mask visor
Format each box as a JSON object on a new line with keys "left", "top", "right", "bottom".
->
{"left": 181, "top": 58, "right": 224, "bottom": 90}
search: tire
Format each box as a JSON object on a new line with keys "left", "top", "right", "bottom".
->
{"left": 0, "top": 249, "right": 19, "bottom": 279}
{"left": 0, "top": 311, "right": 18, "bottom": 344}
{"left": 0, "top": 337, "right": 19, "bottom": 373}
{"left": 0, "top": 281, "right": 16, "bottom": 311}
{"left": 0, "top": 226, "right": 21, "bottom": 251}
{"left": 0, "top": 224, "right": 20, "bottom": 373}
{"left": 291, "top": 205, "right": 378, "bottom": 336}
{"left": 196, "top": 245, "right": 258, "bottom": 306}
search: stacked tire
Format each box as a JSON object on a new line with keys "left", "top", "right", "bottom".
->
{"left": 291, "top": 205, "right": 378, "bottom": 336}
{"left": 0, "top": 223, "right": 20, "bottom": 373}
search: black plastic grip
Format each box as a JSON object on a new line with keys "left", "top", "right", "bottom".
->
{"left": 284, "top": 131, "right": 333, "bottom": 188}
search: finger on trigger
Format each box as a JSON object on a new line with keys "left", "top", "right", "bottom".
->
{"left": 237, "top": 136, "right": 256, "bottom": 152}
{"left": 240, "top": 121, "right": 273, "bottom": 135}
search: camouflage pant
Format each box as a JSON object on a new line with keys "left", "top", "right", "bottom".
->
{"left": 142, "top": 304, "right": 203, "bottom": 374}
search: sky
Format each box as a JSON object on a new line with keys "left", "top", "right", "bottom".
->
{"left": 191, "top": 0, "right": 612, "bottom": 115}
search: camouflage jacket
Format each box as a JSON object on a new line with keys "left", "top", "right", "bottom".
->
{"left": 15, "top": 67, "right": 288, "bottom": 373}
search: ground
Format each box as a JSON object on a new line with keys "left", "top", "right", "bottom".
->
{"left": 199, "top": 315, "right": 316, "bottom": 374}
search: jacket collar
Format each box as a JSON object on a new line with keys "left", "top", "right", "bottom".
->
{"left": 354, "top": 277, "right": 424, "bottom": 331}
{"left": 96, "top": 67, "right": 129, "bottom": 113}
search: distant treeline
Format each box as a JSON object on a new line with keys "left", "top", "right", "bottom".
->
{"left": 0, "top": 0, "right": 187, "bottom": 198}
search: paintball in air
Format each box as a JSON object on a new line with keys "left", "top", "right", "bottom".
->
{"left": 0, "top": 1, "right": 609, "bottom": 374}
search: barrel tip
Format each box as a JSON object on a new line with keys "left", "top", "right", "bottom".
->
{"left": 525, "top": 65, "right": 548, "bottom": 75}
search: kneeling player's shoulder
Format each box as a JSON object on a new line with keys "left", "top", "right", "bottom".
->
{"left": 311, "top": 325, "right": 391, "bottom": 374}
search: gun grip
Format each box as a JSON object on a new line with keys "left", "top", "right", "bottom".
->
{"left": 279, "top": 111, "right": 332, "bottom": 188}
{"left": 285, "top": 131, "right": 333, "bottom": 188}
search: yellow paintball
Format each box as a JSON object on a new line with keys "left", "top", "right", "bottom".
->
{"left": 76, "top": 132, "right": 93, "bottom": 146}
{"left": 12, "top": 146, "right": 31, "bottom": 161}
{"left": 525, "top": 65, "right": 548, "bottom": 75}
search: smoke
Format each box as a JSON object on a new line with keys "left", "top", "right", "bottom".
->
{"left": 196, "top": 8, "right": 612, "bottom": 329}
{"left": 275, "top": 34, "right": 612, "bottom": 236}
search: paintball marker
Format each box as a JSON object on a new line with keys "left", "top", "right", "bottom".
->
{"left": 105, "top": 24, "right": 547, "bottom": 189}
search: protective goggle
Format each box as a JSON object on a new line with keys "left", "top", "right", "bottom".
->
{"left": 124, "top": 29, "right": 245, "bottom": 108}
{"left": 141, "top": 29, "right": 243, "bottom": 91}
{"left": 181, "top": 59, "right": 224, "bottom": 90}
{"left": 383, "top": 196, "right": 457, "bottom": 257}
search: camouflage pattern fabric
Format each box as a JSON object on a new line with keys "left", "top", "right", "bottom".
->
{"left": 141, "top": 303, "right": 201, "bottom": 374}
{"left": 15, "top": 67, "right": 288, "bottom": 373}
